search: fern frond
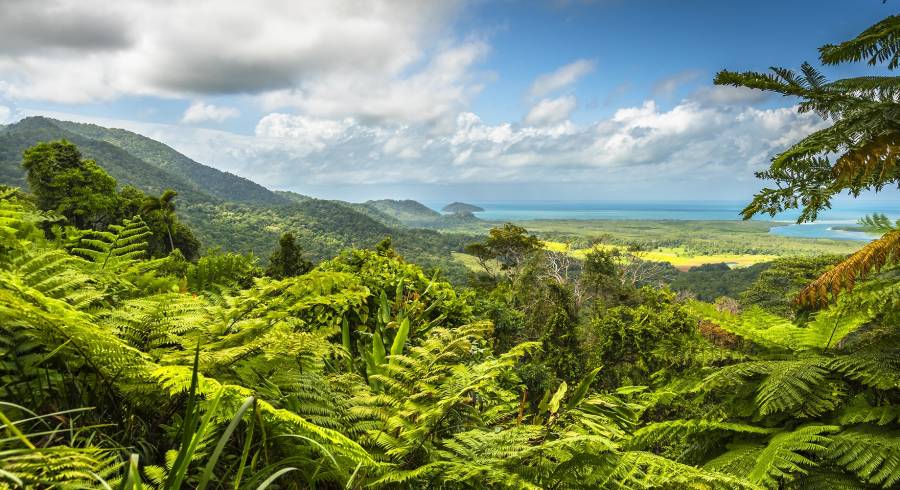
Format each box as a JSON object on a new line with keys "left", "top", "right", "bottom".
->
{"left": 797, "top": 230, "right": 900, "bottom": 306}
{"left": 629, "top": 419, "right": 775, "bottom": 450}
{"left": 705, "top": 425, "right": 838, "bottom": 489}
{"left": 71, "top": 216, "right": 152, "bottom": 271}
{"left": 698, "top": 358, "right": 838, "bottom": 417}
{"left": 825, "top": 426, "right": 900, "bottom": 487}
{"left": 838, "top": 397, "right": 900, "bottom": 426}
{"left": 820, "top": 15, "right": 900, "bottom": 69}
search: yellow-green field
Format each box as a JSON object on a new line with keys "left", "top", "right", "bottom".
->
{"left": 447, "top": 219, "right": 862, "bottom": 272}
{"left": 547, "top": 241, "right": 778, "bottom": 270}
{"left": 454, "top": 240, "right": 801, "bottom": 273}
{"left": 542, "top": 241, "right": 778, "bottom": 269}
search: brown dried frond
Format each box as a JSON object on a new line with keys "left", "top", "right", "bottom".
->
{"left": 796, "top": 229, "right": 900, "bottom": 306}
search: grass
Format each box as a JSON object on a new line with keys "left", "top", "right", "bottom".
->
{"left": 449, "top": 220, "right": 864, "bottom": 272}
{"left": 539, "top": 240, "right": 780, "bottom": 270}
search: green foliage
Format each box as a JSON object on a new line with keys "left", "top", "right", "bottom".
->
{"left": 265, "top": 232, "right": 313, "bottom": 279}
{"left": 738, "top": 255, "right": 843, "bottom": 316}
{"left": 857, "top": 213, "right": 900, "bottom": 233}
{"left": 586, "top": 288, "right": 702, "bottom": 388}
{"left": 186, "top": 248, "right": 261, "bottom": 291}
{"left": 22, "top": 140, "right": 120, "bottom": 229}
{"left": 2, "top": 101, "right": 898, "bottom": 488}
{"left": 669, "top": 262, "right": 770, "bottom": 302}
{"left": 465, "top": 223, "right": 542, "bottom": 279}
{"left": 715, "top": 14, "right": 900, "bottom": 305}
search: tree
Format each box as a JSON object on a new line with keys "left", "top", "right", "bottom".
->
{"left": 118, "top": 185, "right": 201, "bottom": 261}
{"left": 142, "top": 189, "right": 178, "bottom": 253}
{"left": 266, "top": 232, "right": 312, "bottom": 279}
{"left": 540, "top": 282, "right": 585, "bottom": 383}
{"left": 715, "top": 15, "right": 900, "bottom": 304}
{"left": 21, "top": 140, "right": 119, "bottom": 229}
{"left": 464, "top": 223, "right": 541, "bottom": 280}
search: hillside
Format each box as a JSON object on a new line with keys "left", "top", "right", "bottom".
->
{"left": 53, "top": 119, "right": 284, "bottom": 205}
{"left": 0, "top": 117, "right": 471, "bottom": 281}
{"left": 442, "top": 201, "right": 484, "bottom": 214}
{"left": 366, "top": 199, "right": 441, "bottom": 223}
{"left": 0, "top": 117, "right": 284, "bottom": 206}
{"left": 364, "top": 199, "right": 483, "bottom": 228}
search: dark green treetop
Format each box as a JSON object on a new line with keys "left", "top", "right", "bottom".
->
{"left": 22, "top": 140, "right": 119, "bottom": 229}
{"left": 266, "top": 232, "right": 313, "bottom": 279}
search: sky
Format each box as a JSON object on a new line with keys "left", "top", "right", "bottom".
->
{"left": 0, "top": 0, "right": 896, "bottom": 202}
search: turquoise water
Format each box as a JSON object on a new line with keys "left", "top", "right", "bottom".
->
{"left": 424, "top": 200, "right": 900, "bottom": 241}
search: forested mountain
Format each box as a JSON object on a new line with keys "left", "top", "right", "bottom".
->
{"left": 365, "top": 199, "right": 441, "bottom": 223}
{"left": 0, "top": 117, "right": 472, "bottom": 280}
{"left": 51, "top": 118, "right": 284, "bottom": 205}
{"left": 362, "top": 199, "right": 482, "bottom": 228}
{"left": 0, "top": 117, "right": 280, "bottom": 205}
{"left": 442, "top": 201, "right": 485, "bottom": 214}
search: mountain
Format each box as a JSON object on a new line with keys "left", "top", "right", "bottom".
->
{"left": 0, "top": 117, "right": 283, "bottom": 206}
{"left": 364, "top": 199, "right": 441, "bottom": 225}
{"left": 363, "top": 199, "right": 484, "bottom": 228}
{"left": 442, "top": 202, "right": 485, "bottom": 214}
{"left": 0, "top": 117, "right": 472, "bottom": 282}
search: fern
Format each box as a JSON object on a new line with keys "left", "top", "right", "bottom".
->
{"left": 704, "top": 425, "right": 838, "bottom": 488}
{"left": 797, "top": 231, "right": 900, "bottom": 306}
{"left": 72, "top": 215, "right": 152, "bottom": 270}
{"left": 99, "top": 292, "right": 208, "bottom": 353}
{"left": 824, "top": 426, "right": 900, "bottom": 488}
{"left": 629, "top": 419, "right": 776, "bottom": 450}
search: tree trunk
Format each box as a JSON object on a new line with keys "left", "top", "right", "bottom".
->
{"left": 166, "top": 223, "right": 175, "bottom": 253}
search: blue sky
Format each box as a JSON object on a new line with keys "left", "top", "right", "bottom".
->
{"left": 0, "top": 0, "right": 896, "bottom": 202}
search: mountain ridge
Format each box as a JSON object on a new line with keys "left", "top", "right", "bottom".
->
{"left": 0, "top": 116, "right": 474, "bottom": 281}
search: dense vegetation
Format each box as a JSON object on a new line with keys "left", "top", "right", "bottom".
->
{"left": 2, "top": 14, "right": 899, "bottom": 490}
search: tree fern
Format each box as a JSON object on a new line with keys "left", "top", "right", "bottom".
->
{"left": 824, "top": 426, "right": 900, "bottom": 488}
{"left": 71, "top": 215, "right": 152, "bottom": 271}
{"left": 797, "top": 231, "right": 900, "bottom": 306}
{"left": 99, "top": 292, "right": 208, "bottom": 353}
{"left": 704, "top": 425, "right": 838, "bottom": 488}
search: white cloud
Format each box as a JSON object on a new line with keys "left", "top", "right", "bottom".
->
{"left": 0, "top": 105, "right": 11, "bottom": 123}
{"left": 524, "top": 95, "right": 577, "bottom": 126}
{"left": 258, "top": 40, "right": 490, "bottom": 128}
{"left": 651, "top": 69, "right": 704, "bottom": 98}
{"left": 22, "top": 91, "right": 826, "bottom": 199}
{"left": 0, "top": 0, "right": 479, "bottom": 126}
{"left": 181, "top": 101, "right": 240, "bottom": 124}
{"left": 528, "top": 59, "right": 596, "bottom": 98}
{"left": 690, "top": 85, "right": 770, "bottom": 106}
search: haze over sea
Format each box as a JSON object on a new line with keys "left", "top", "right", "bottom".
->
{"left": 423, "top": 200, "right": 900, "bottom": 241}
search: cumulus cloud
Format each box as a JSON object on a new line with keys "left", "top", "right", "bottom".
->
{"left": 524, "top": 96, "right": 577, "bottom": 125}
{"left": 0, "top": 0, "right": 133, "bottom": 55}
{"left": 24, "top": 88, "right": 826, "bottom": 199}
{"left": 181, "top": 102, "right": 240, "bottom": 124}
{"left": 0, "top": 0, "right": 479, "bottom": 125}
{"left": 528, "top": 59, "right": 596, "bottom": 98}
{"left": 176, "top": 99, "right": 823, "bottom": 193}
{"left": 689, "top": 85, "right": 770, "bottom": 106}
{"left": 0, "top": 105, "right": 11, "bottom": 123}
{"left": 258, "top": 40, "right": 490, "bottom": 128}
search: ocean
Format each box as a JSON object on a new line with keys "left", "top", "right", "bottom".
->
{"left": 423, "top": 200, "right": 900, "bottom": 241}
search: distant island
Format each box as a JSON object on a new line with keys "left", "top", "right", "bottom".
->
{"left": 442, "top": 202, "right": 485, "bottom": 214}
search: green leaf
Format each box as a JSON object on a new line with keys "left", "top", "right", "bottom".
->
{"left": 372, "top": 331, "right": 386, "bottom": 366}
{"left": 389, "top": 318, "right": 410, "bottom": 362}
{"left": 548, "top": 381, "right": 568, "bottom": 415}
{"left": 567, "top": 366, "right": 601, "bottom": 410}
